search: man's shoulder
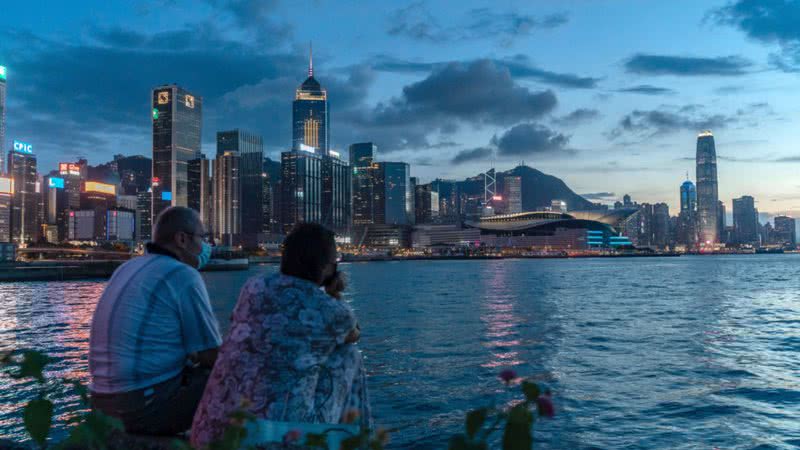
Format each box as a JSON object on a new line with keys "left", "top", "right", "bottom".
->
{"left": 113, "top": 254, "right": 198, "bottom": 285}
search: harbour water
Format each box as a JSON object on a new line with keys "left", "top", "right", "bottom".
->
{"left": 1, "top": 255, "right": 800, "bottom": 448}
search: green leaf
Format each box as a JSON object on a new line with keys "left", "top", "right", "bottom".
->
{"left": 502, "top": 404, "right": 533, "bottom": 450}
{"left": 521, "top": 381, "right": 540, "bottom": 402}
{"left": 14, "top": 351, "right": 49, "bottom": 382}
{"left": 24, "top": 397, "right": 53, "bottom": 447}
{"left": 466, "top": 408, "right": 487, "bottom": 438}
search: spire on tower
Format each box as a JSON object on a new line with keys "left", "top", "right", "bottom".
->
{"left": 308, "top": 42, "right": 313, "bottom": 78}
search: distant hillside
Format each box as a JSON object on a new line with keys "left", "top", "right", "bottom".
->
{"left": 458, "top": 165, "right": 593, "bottom": 211}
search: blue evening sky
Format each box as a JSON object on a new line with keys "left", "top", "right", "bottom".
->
{"left": 1, "top": 0, "right": 799, "bottom": 217}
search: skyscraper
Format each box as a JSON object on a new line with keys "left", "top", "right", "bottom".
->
{"left": 350, "top": 143, "right": 377, "bottom": 225}
{"left": 0, "top": 65, "right": 6, "bottom": 173}
{"left": 321, "top": 151, "right": 351, "bottom": 236}
{"left": 414, "top": 183, "right": 439, "bottom": 224}
{"left": 652, "top": 203, "right": 670, "bottom": 248}
{"left": 151, "top": 84, "right": 202, "bottom": 223}
{"left": 0, "top": 177, "right": 12, "bottom": 243}
{"left": 213, "top": 151, "right": 241, "bottom": 246}
{"left": 292, "top": 47, "right": 328, "bottom": 155}
{"left": 188, "top": 155, "right": 212, "bottom": 230}
{"left": 116, "top": 155, "right": 152, "bottom": 196}
{"left": 8, "top": 141, "right": 38, "bottom": 244}
{"left": 218, "top": 130, "right": 264, "bottom": 246}
{"left": 280, "top": 150, "right": 322, "bottom": 233}
{"left": 680, "top": 180, "right": 697, "bottom": 213}
{"left": 696, "top": 131, "right": 719, "bottom": 245}
{"left": 773, "top": 216, "right": 796, "bottom": 247}
{"left": 374, "top": 162, "right": 412, "bottom": 225}
{"left": 732, "top": 195, "right": 758, "bottom": 245}
{"left": 136, "top": 191, "right": 152, "bottom": 242}
{"left": 504, "top": 176, "right": 522, "bottom": 214}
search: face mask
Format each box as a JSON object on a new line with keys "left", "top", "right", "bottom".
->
{"left": 196, "top": 242, "right": 212, "bottom": 270}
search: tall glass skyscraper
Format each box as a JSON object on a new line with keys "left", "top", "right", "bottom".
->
{"left": 696, "top": 131, "right": 719, "bottom": 245}
{"left": 680, "top": 179, "right": 696, "bottom": 213}
{"left": 292, "top": 48, "right": 329, "bottom": 155}
{"left": 280, "top": 150, "right": 322, "bottom": 233}
{"left": 350, "top": 143, "right": 377, "bottom": 225}
{"left": 217, "top": 129, "right": 263, "bottom": 246}
{"left": 0, "top": 65, "right": 6, "bottom": 173}
{"left": 732, "top": 195, "right": 758, "bottom": 245}
{"left": 374, "top": 162, "right": 412, "bottom": 225}
{"left": 7, "top": 144, "right": 38, "bottom": 244}
{"left": 151, "top": 84, "right": 202, "bottom": 224}
{"left": 213, "top": 150, "right": 241, "bottom": 246}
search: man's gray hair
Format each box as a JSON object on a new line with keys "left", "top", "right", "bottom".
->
{"left": 153, "top": 207, "right": 202, "bottom": 245}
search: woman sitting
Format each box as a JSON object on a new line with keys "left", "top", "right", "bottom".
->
{"left": 190, "top": 223, "right": 371, "bottom": 447}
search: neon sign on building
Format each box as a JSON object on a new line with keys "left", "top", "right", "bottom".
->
{"left": 84, "top": 181, "right": 116, "bottom": 195}
{"left": 12, "top": 140, "right": 33, "bottom": 154}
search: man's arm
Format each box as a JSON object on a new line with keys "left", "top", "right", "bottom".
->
{"left": 179, "top": 270, "right": 223, "bottom": 362}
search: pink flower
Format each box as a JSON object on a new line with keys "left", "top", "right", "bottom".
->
{"left": 536, "top": 390, "right": 555, "bottom": 417}
{"left": 283, "top": 429, "right": 302, "bottom": 444}
{"left": 499, "top": 369, "right": 517, "bottom": 385}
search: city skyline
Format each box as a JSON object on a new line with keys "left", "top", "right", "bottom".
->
{"left": 2, "top": 1, "right": 800, "bottom": 217}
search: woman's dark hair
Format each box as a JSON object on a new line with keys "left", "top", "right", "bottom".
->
{"left": 280, "top": 223, "right": 337, "bottom": 283}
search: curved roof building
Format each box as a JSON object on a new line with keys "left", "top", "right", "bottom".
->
{"left": 465, "top": 211, "right": 620, "bottom": 235}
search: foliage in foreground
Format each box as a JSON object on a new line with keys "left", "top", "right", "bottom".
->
{"left": 1, "top": 350, "right": 554, "bottom": 449}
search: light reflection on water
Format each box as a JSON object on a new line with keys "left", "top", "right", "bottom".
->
{"left": 0, "top": 256, "right": 799, "bottom": 448}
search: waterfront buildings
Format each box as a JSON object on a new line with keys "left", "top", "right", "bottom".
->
{"left": 136, "top": 191, "right": 152, "bottom": 241}
{"left": 293, "top": 49, "right": 328, "bottom": 155}
{"left": 151, "top": 84, "right": 202, "bottom": 223}
{"left": 414, "top": 183, "right": 439, "bottom": 224}
{"left": 732, "top": 195, "right": 758, "bottom": 245}
{"left": 696, "top": 131, "right": 719, "bottom": 245}
{"left": 374, "top": 162, "right": 412, "bottom": 225}
{"left": 45, "top": 175, "right": 69, "bottom": 241}
{"left": 280, "top": 149, "right": 322, "bottom": 233}
{"left": 504, "top": 176, "right": 522, "bottom": 214}
{"left": 0, "top": 177, "right": 11, "bottom": 242}
{"left": 77, "top": 181, "right": 117, "bottom": 240}
{"left": 188, "top": 155, "right": 212, "bottom": 231}
{"left": 8, "top": 142, "right": 38, "bottom": 244}
{"left": 350, "top": 143, "right": 377, "bottom": 225}
{"left": 773, "top": 216, "right": 796, "bottom": 247}
{"left": 218, "top": 129, "right": 264, "bottom": 246}
{"left": 677, "top": 179, "right": 698, "bottom": 247}
{"left": 213, "top": 150, "right": 241, "bottom": 246}
{"left": 0, "top": 66, "right": 6, "bottom": 173}
{"left": 652, "top": 203, "right": 670, "bottom": 248}
{"left": 321, "top": 151, "right": 351, "bottom": 236}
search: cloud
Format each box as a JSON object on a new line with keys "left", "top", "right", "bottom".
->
{"left": 581, "top": 192, "right": 616, "bottom": 200}
{"left": 491, "top": 123, "right": 572, "bottom": 157}
{"left": 616, "top": 85, "right": 676, "bottom": 95}
{"left": 552, "top": 108, "right": 601, "bottom": 126}
{"left": 712, "top": 0, "right": 800, "bottom": 71}
{"left": 608, "top": 102, "right": 771, "bottom": 139}
{"left": 624, "top": 53, "right": 753, "bottom": 76}
{"left": 387, "top": 2, "right": 568, "bottom": 45}
{"left": 372, "top": 54, "right": 601, "bottom": 89}
{"left": 451, "top": 147, "right": 495, "bottom": 165}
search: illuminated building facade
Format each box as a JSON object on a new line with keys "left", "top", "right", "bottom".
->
{"left": 188, "top": 155, "right": 212, "bottom": 230}
{"left": 45, "top": 175, "right": 70, "bottom": 241}
{"left": 106, "top": 209, "right": 135, "bottom": 241}
{"left": 280, "top": 150, "right": 322, "bottom": 233}
{"left": 0, "top": 177, "right": 11, "bottom": 242}
{"left": 213, "top": 151, "right": 240, "bottom": 246}
{"left": 151, "top": 84, "right": 202, "bottom": 224}
{"left": 414, "top": 183, "right": 439, "bottom": 225}
{"left": 136, "top": 191, "right": 152, "bottom": 241}
{"left": 350, "top": 143, "right": 377, "bottom": 225}
{"left": 80, "top": 181, "right": 117, "bottom": 240}
{"left": 7, "top": 143, "right": 38, "bottom": 244}
{"left": 292, "top": 49, "right": 328, "bottom": 155}
{"left": 696, "top": 131, "right": 719, "bottom": 245}
{"left": 321, "top": 152, "right": 351, "bottom": 236}
{"left": 677, "top": 179, "right": 698, "bottom": 247}
{"left": 115, "top": 155, "right": 152, "bottom": 196}
{"left": 0, "top": 65, "right": 6, "bottom": 173}
{"left": 217, "top": 129, "right": 263, "bottom": 245}
{"left": 504, "top": 176, "right": 522, "bottom": 214}
{"left": 374, "top": 162, "right": 412, "bottom": 226}
{"left": 773, "top": 216, "right": 796, "bottom": 247}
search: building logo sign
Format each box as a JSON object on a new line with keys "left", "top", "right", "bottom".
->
{"left": 13, "top": 140, "right": 33, "bottom": 154}
{"left": 0, "top": 66, "right": 6, "bottom": 81}
{"left": 84, "top": 181, "right": 116, "bottom": 195}
{"left": 157, "top": 91, "right": 170, "bottom": 105}
{"left": 59, "top": 163, "right": 82, "bottom": 176}
{"left": 185, "top": 94, "right": 195, "bottom": 108}
{"left": 48, "top": 177, "right": 65, "bottom": 189}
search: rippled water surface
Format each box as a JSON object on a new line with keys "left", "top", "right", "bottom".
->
{"left": 2, "top": 255, "right": 800, "bottom": 448}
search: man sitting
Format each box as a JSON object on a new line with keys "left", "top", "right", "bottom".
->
{"left": 89, "top": 206, "right": 221, "bottom": 436}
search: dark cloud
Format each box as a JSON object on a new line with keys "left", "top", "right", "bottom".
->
{"left": 581, "top": 192, "right": 616, "bottom": 200}
{"left": 608, "top": 102, "right": 771, "bottom": 139}
{"left": 451, "top": 147, "right": 495, "bottom": 165}
{"left": 372, "top": 54, "right": 600, "bottom": 89}
{"left": 552, "top": 108, "right": 601, "bottom": 126}
{"left": 387, "top": 2, "right": 568, "bottom": 45}
{"left": 616, "top": 85, "right": 676, "bottom": 95}
{"left": 491, "top": 123, "right": 572, "bottom": 157}
{"left": 624, "top": 53, "right": 753, "bottom": 76}
{"left": 712, "top": 0, "right": 800, "bottom": 71}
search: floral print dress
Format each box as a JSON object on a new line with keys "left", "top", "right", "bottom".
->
{"left": 190, "top": 273, "right": 371, "bottom": 448}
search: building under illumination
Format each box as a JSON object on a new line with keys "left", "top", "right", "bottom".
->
{"left": 7, "top": 141, "right": 38, "bottom": 244}
{"left": 0, "top": 66, "right": 6, "bottom": 173}
{"left": 696, "top": 131, "right": 719, "bottom": 245}
{"left": 292, "top": 48, "right": 328, "bottom": 155}
{"left": 0, "top": 177, "right": 11, "bottom": 242}
{"left": 151, "top": 84, "right": 202, "bottom": 224}
{"left": 350, "top": 143, "right": 377, "bottom": 225}
{"left": 213, "top": 150, "right": 241, "bottom": 246}
{"left": 217, "top": 129, "right": 263, "bottom": 246}
{"left": 280, "top": 149, "right": 322, "bottom": 233}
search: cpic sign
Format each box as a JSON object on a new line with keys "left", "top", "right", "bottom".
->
{"left": 13, "top": 140, "right": 33, "bottom": 154}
